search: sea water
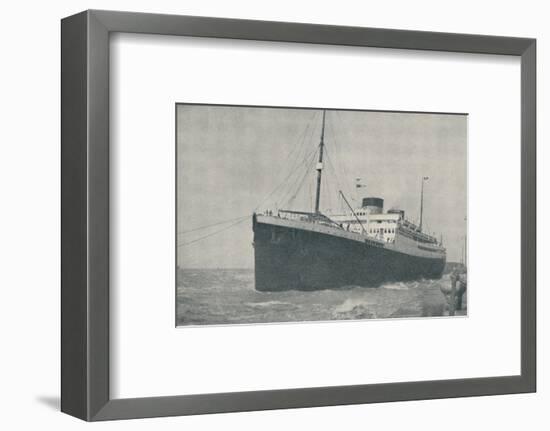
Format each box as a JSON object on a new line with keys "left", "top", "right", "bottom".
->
{"left": 176, "top": 269, "right": 462, "bottom": 326}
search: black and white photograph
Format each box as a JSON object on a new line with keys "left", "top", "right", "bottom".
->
{"left": 177, "top": 104, "right": 468, "bottom": 326}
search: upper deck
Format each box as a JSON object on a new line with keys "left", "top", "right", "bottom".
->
{"left": 328, "top": 210, "right": 439, "bottom": 245}
{"left": 255, "top": 210, "right": 446, "bottom": 259}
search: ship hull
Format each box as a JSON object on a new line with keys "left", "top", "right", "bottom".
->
{"left": 253, "top": 215, "right": 446, "bottom": 291}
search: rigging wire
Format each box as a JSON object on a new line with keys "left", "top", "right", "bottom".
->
{"left": 276, "top": 110, "right": 318, "bottom": 178}
{"left": 308, "top": 173, "right": 313, "bottom": 213}
{"left": 332, "top": 112, "right": 358, "bottom": 199}
{"left": 285, "top": 147, "right": 319, "bottom": 208}
{"left": 280, "top": 112, "right": 328, "bottom": 209}
{"left": 321, "top": 170, "right": 329, "bottom": 212}
{"left": 278, "top": 143, "right": 319, "bottom": 209}
{"left": 277, "top": 115, "right": 321, "bottom": 207}
{"left": 325, "top": 161, "right": 340, "bottom": 214}
{"left": 257, "top": 141, "right": 319, "bottom": 212}
{"left": 177, "top": 217, "right": 250, "bottom": 248}
{"left": 271, "top": 111, "right": 318, "bottom": 198}
{"left": 253, "top": 111, "right": 319, "bottom": 211}
{"left": 327, "top": 114, "right": 355, "bottom": 200}
{"left": 177, "top": 214, "right": 250, "bottom": 235}
{"left": 324, "top": 145, "right": 348, "bottom": 211}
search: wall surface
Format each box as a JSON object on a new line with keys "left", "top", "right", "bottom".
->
{"left": 0, "top": 0, "right": 547, "bottom": 429}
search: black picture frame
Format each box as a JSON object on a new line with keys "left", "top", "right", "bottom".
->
{"left": 61, "top": 9, "right": 536, "bottom": 421}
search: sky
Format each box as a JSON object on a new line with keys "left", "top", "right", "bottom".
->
{"left": 177, "top": 104, "right": 467, "bottom": 268}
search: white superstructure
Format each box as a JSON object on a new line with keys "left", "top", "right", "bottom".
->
{"left": 330, "top": 211, "right": 400, "bottom": 243}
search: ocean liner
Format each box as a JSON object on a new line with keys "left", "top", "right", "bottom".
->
{"left": 253, "top": 110, "right": 446, "bottom": 291}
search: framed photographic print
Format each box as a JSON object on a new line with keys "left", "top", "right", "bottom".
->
{"left": 61, "top": 9, "right": 536, "bottom": 421}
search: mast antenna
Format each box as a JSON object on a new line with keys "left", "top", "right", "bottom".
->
{"left": 314, "top": 110, "right": 326, "bottom": 214}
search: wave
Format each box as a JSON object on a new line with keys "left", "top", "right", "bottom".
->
{"left": 381, "top": 282, "right": 411, "bottom": 290}
{"left": 332, "top": 298, "right": 375, "bottom": 320}
{"left": 381, "top": 277, "right": 443, "bottom": 290}
{"left": 245, "top": 300, "right": 294, "bottom": 309}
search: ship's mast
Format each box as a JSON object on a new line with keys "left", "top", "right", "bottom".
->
{"left": 314, "top": 110, "right": 326, "bottom": 214}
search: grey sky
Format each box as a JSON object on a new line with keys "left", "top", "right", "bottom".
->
{"left": 177, "top": 104, "right": 467, "bottom": 268}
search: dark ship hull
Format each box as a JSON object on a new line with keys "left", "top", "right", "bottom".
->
{"left": 253, "top": 214, "right": 446, "bottom": 291}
